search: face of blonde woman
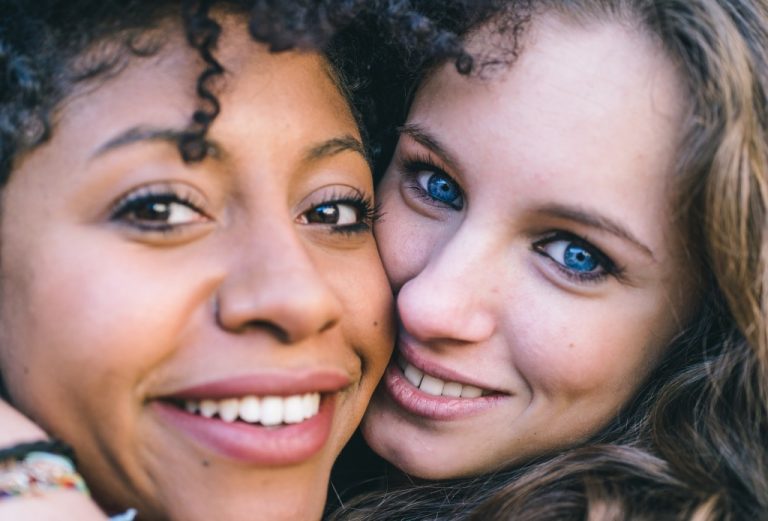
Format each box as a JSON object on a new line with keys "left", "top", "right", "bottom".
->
{"left": 0, "top": 16, "right": 392, "bottom": 521}
{"left": 363, "top": 14, "right": 696, "bottom": 479}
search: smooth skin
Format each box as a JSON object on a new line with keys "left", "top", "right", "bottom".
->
{"left": 0, "top": 15, "right": 392, "bottom": 521}
{"left": 363, "top": 14, "right": 697, "bottom": 479}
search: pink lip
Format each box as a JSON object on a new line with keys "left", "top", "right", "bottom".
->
{"left": 166, "top": 370, "right": 351, "bottom": 400}
{"left": 398, "top": 338, "right": 499, "bottom": 392}
{"left": 153, "top": 395, "right": 336, "bottom": 466}
{"left": 383, "top": 363, "right": 506, "bottom": 421}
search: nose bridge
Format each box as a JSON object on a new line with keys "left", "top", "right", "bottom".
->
{"left": 216, "top": 211, "right": 343, "bottom": 343}
{"left": 398, "top": 222, "right": 499, "bottom": 343}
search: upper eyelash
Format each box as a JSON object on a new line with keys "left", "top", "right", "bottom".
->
{"left": 533, "top": 231, "right": 624, "bottom": 284}
{"left": 313, "top": 190, "right": 379, "bottom": 235}
{"left": 109, "top": 186, "right": 208, "bottom": 231}
{"left": 397, "top": 153, "right": 464, "bottom": 209}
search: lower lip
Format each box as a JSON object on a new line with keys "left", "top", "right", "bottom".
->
{"left": 383, "top": 362, "right": 506, "bottom": 421}
{"left": 153, "top": 396, "right": 336, "bottom": 466}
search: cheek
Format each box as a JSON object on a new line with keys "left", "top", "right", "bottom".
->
{"left": 506, "top": 292, "right": 671, "bottom": 401}
{"left": 322, "top": 243, "right": 394, "bottom": 370}
{"left": 374, "top": 187, "right": 445, "bottom": 293}
{"left": 0, "top": 229, "right": 206, "bottom": 420}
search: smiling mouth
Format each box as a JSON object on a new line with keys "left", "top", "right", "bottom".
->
{"left": 396, "top": 355, "right": 493, "bottom": 398}
{"left": 170, "top": 393, "right": 322, "bottom": 427}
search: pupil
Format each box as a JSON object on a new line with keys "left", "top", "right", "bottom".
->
{"left": 564, "top": 244, "right": 597, "bottom": 272}
{"left": 428, "top": 174, "right": 458, "bottom": 203}
{"left": 310, "top": 204, "right": 338, "bottom": 223}
{"left": 138, "top": 202, "right": 170, "bottom": 220}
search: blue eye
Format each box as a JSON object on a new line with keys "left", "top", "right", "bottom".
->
{"left": 562, "top": 243, "right": 598, "bottom": 272}
{"left": 416, "top": 171, "right": 464, "bottom": 209}
{"left": 534, "top": 233, "right": 616, "bottom": 283}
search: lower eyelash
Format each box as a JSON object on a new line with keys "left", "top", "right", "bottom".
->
{"left": 549, "top": 260, "right": 610, "bottom": 284}
{"left": 532, "top": 232, "right": 622, "bottom": 284}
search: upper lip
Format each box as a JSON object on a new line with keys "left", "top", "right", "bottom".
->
{"left": 398, "top": 337, "right": 505, "bottom": 394}
{"left": 162, "top": 369, "right": 352, "bottom": 400}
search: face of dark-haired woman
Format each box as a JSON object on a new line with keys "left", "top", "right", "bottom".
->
{"left": 0, "top": 16, "right": 392, "bottom": 521}
{"left": 364, "top": 14, "right": 697, "bottom": 479}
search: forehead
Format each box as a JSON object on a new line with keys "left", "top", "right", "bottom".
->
{"left": 45, "top": 15, "right": 356, "bottom": 164}
{"left": 418, "top": 13, "right": 683, "bottom": 156}
{"left": 409, "top": 14, "right": 686, "bottom": 243}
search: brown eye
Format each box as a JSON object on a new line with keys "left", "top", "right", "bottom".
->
{"left": 299, "top": 202, "right": 359, "bottom": 226}
{"left": 111, "top": 192, "right": 208, "bottom": 230}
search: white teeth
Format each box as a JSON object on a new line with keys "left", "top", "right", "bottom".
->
{"left": 200, "top": 400, "right": 217, "bottom": 418}
{"left": 182, "top": 392, "right": 321, "bottom": 426}
{"left": 399, "top": 358, "right": 491, "bottom": 399}
{"left": 239, "top": 396, "right": 261, "bottom": 423}
{"left": 302, "top": 393, "right": 319, "bottom": 420}
{"left": 442, "top": 382, "right": 463, "bottom": 398}
{"left": 219, "top": 398, "right": 239, "bottom": 423}
{"left": 419, "top": 374, "right": 445, "bottom": 396}
{"left": 403, "top": 364, "right": 425, "bottom": 387}
{"left": 260, "top": 396, "right": 284, "bottom": 426}
{"left": 461, "top": 385, "right": 483, "bottom": 398}
{"left": 283, "top": 395, "right": 304, "bottom": 424}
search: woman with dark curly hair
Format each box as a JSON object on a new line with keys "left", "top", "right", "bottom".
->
{"left": 0, "top": 1, "right": 468, "bottom": 519}
{"left": 332, "top": 0, "right": 768, "bottom": 519}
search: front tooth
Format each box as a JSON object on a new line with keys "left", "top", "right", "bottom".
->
{"left": 442, "top": 382, "right": 463, "bottom": 398}
{"left": 260, "top": 396, "right": 284, "bottom": 426}
{"left": 199, "top": 399, "right": 217, "bottom": 418}
{"left": 219, "top": 398, "right": 240, "bottom": 423}
{"left": 419, "top": 374, "right": 446, "bottom": 396}
{"left": 404, "top": 364, "right": 424, "bottom": 387}
{"left": 283, "top": 395, "right": 304, "bottom": 424}
{"left": 185, "top": 400, "right": 198, "bottom": 413}
{"left": 461, "top": 385, "right": 483, "bottom": 398}
{"left": 239, "top": 396, "right": 261, "bottom": 423}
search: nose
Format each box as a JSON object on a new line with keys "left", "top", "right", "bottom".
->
{"left": 396, "top": 226, "right": 497, "bottom": 344}
{"left": 216, "top": 221, "right": 343, "bottom": 344}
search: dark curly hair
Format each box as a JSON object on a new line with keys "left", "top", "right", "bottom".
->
{"left": 0, "top": 0, "right": 488, "bottom": 188}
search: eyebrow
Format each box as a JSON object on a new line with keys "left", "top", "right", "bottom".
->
{"left": 91, "top": 126, "right": 366, "bottom": 164}
{"left": 90, "top": 126, "right": 226, "bottom": 162}
{"left": 535, "top": 203, "right": 656, "bottom": 260}
{"left": 398, "top": 123, "right": 461, "bottom": 172}
{"left": 305, "top": 135, "right": 367, "bottom": 162}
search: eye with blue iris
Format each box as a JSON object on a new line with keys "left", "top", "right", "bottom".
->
{"left": 533, "top": 232, "right": 616, "bottom": 283}
{"left": 399, "top": 157, "right": 465, "bottom": 210}
{"left": 416, "top": 171, "right": 464, "bottom": 209}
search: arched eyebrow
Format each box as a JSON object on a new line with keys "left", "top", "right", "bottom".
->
{"left": 90, "top": 126, "right": 223, "bottom": 160}
{"left": 304, "top": 135, "right": 367, "bottom": 162}
{"left": 398, "top": 123, "right": 461, "bottom": 172}
{"left": 535, "top": 203, "right": 656, "bottom": 260}
{"left": 91, "top": 126, "right": 367, "bottom": 164}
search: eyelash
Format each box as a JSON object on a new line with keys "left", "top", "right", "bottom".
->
{"left": 398, "top": 153, "right": 464, "bottom": 210}
{"left": 532, "top": 231, "right": 623, "bottom": 284}
{"left": 110, "top": 186, "right": 209, "bottom": 234}
{"left": 299, "top": 190, "right": 380, "bottom": 236}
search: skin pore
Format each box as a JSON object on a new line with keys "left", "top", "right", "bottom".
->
{"left": 363, "top": 13, "right": 698, "bottom": 479}
{"left": 0, "top": 14, "right": 392, "bottom": 521}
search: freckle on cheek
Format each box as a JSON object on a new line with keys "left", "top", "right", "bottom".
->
{"left": 373, "top": 321, "right": 379, "bottom": 327}
{"left": 201, "top": 460, "right": 209, "bottom": 468}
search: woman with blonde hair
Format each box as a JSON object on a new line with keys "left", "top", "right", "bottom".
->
{"left": 335, "top": 0, "right": 768, "bottom": 518}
